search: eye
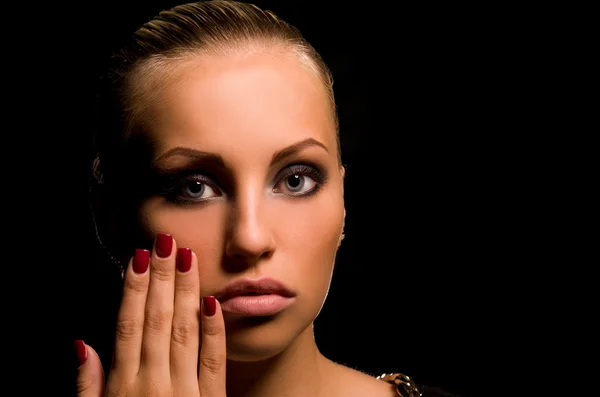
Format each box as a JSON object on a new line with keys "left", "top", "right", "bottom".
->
{"left": 167, "top": 175, "right": 220, "bottom": 204}
{"left": 273, "top": 164, "right": 324, "bottom": 196}
{"left": 280, "top": 174, "right": 316, "bottom": 194}
{"left": 182, "top": 180, "right": 218, "bottom": 199}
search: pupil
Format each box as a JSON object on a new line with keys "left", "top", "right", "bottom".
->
{"left": 287, "top": 175, "right": 301, "bottom": 188}
{"left": 188, "top": 181, "right": 203, "bottom": 194}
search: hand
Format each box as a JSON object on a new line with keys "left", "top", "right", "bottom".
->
{"left": 76, "top": 234, "right": 227, "bottom": 396}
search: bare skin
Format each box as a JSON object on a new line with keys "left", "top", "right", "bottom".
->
{"left": 76, "top": 49, "right": 396, "bottom": 397}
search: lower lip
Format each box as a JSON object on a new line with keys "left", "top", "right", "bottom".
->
{"left": 219, "top": 294, "right": 294, "bottom": 316}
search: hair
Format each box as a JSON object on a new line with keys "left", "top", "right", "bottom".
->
{"left": 92, "top": 0, "right": 339, "bottom": 191}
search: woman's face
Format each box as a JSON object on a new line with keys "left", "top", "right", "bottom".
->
{"left": 133, "top": 49, "right": 345, "bottom": 361}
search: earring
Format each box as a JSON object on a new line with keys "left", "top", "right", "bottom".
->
{"left": 338, "top": 221, "right": 345, "bottom": 247}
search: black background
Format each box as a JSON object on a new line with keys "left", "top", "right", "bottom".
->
{"left": 10, "top": 1, "right": 547, "bottom": 396}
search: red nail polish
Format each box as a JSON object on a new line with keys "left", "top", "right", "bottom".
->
{"left": 133, "top": 249, "right": 150, "bottom": 273}
{"left": 74, "top": 340, "right": 87, "bottom": 366}
{"left": 156, "top": 234, "right": 173, "bottom": 258}
{"left": 203, "top": 296, "right": 216, "bottom": 317}
{"left": 177, "top": 248, "right": 192, "bottom": 272}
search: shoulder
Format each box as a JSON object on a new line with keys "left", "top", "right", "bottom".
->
{"left": 324, "top": 361, "right": 400, "bottom": 397}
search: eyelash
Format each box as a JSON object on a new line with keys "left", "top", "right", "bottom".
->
{"left": 159, "top": 163, "right": 327, "bottom": 206}
{"left": 162, "top": 174, "right": 220, "bottom": 205}
{"left": 273, "top": 164, "right": 325, "bottom": 197}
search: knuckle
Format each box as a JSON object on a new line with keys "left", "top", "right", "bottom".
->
{"left": 115, "top": 318, "right": 142, "bottom": 341}
{"left": 150, "top": 262, "right": 174, "bottom": 282}
{"left": 171, "top": 319, "right": 198, "bottom": 346}
{"left": 202, "top": 322, "right": 222, "bottom": 337}
{"left": 174, "top": 278, "right": 195, "bottom": 294}
{"left": 124, "top": 275, "right": 147, "bottom": 294}
{"left": 142, "top": 379, "right": 163, "bottom": 397}
{"left": 76, "top": 374, "right": 96, "bottom": 394}
{"left": 144, "top": 308, "right": 173, "bottom": 332}
{"left": 144, "top": 378, "right": 174, "bottom": 397}
{"left": 106, "top": 374, "right": 169, "bottom": 397}
{"left": 105, "top": 380, "right": 129, "bottom": 397}
{"left": 200, "top": 353, "right": 225, "bottom": 372}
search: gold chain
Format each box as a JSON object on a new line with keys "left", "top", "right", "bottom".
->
{"left": 377, "top": 373, "right": 422, "bottom": 397}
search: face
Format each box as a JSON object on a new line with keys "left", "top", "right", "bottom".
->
{"left": 131, "top": 48, "right": 345, "bottom": 361}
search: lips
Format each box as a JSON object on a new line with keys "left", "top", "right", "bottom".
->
{"left": 215, "top": 277, "right": 296, "bottom": 316}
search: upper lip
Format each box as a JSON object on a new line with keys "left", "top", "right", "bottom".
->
{"left": 215, "top": 277, "right": 296, "bottom": 301}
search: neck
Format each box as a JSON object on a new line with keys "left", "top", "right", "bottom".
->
{"left": 225, "top": 325, "right": 333, "bottom": 397}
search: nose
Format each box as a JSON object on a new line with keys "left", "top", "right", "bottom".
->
{"left": 224, "top": 187, "right": 274, "bottom": 268}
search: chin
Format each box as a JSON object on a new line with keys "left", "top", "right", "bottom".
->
{"left": 225, "top": 332, "right": 292, "bottom": 362}
{"left": 226, "top": 345, "right": 281, "bottom": 362}
{"left": 223, "top": 310, "right": 314, "bottom": 362}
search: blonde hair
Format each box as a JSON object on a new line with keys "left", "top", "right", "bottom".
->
{"left": 93, "top": 0, "right": 339, "bottom": 187}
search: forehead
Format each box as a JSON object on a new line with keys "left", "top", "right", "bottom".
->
{"left": 139, "top": 50, "right": 336, "bottom": 162}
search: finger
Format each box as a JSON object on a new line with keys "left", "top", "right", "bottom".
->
{"left": 142, "top": 233, "right": 176, "bottom": 373}
{"left": 75, "top": 340, "right": 105, "bottom": 397}
{"left": 170, "top": 249, "right": 201, "bottom": 381}
{"left": 198, "top": 296, "right": 227, "bottom": 396}
{"left": 113, "top": 249, "right": 150, "bottom": 376}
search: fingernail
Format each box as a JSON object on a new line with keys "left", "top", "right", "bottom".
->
{"left": 156, "top": 233, "right": 173, "bottom": 258}
{"left": 133, "top": 249, "right": 150, "bottom": 273}
{"left": 176, "top": 248, "right": 192, "bottom": 272}
{"left": 74, "top": 340, "right": 87, "bottom": 367}
{"left": 203, "top": 296, "right": 216, "bottom": 317}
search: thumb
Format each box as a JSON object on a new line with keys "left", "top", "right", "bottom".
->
{"left": 75, "top": 340, "right": 105, "bottom": 397}
{"left": 198, "top": 296, "right": 227, "bottom": 396}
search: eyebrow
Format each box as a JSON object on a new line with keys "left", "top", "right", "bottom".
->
{"left": 271, "top": 138, "right": 328, "bottom": 165}
{"left": 153, "top": 147, "right": 226, "bottom": 168}
{"left": 154, "top": 137, "right": 328, "bottom": 167}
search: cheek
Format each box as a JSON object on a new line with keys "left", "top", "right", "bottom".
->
{"left": 138, "top": 199, "right": 226, "bottom": 264}
{"left": 274, "top": 193, "right": 344, "bottom": 292}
